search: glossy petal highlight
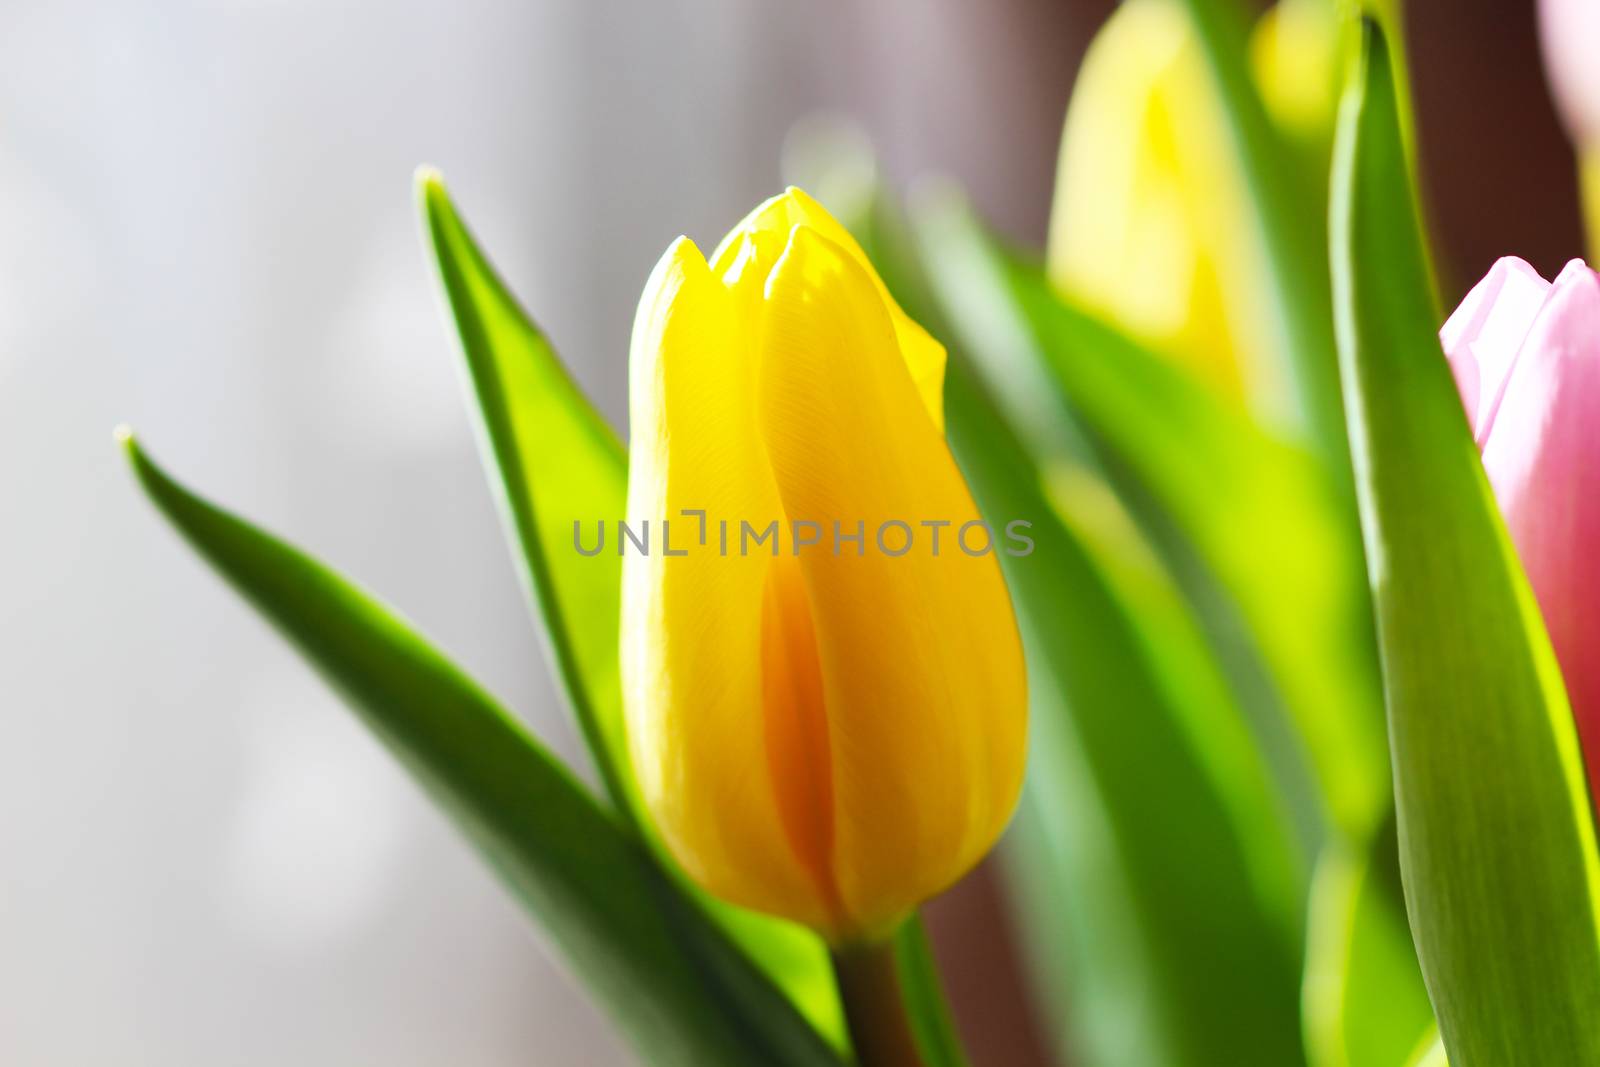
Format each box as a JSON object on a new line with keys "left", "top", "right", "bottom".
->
{"left": 710, "top": 186, "right": 948, "bottom": 432}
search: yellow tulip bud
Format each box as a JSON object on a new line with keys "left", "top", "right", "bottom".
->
{"left": 1049, "top": 0, "right": 1338, "bottom": 417}
{"left": 620, "top": 188, "right": 1027, "bottom": 945}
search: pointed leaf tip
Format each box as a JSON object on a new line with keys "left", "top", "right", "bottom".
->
{"left": 118, "top": 441, "right": 843, "bottom": 1067}
{"left": 117, "top": 427, "right": 165, "bottom": 500}
{"left": 415, "top": 177, "right": 849, "bottom": 1047}
{"left": 414, "top": 166, "right": 454, "bottom": 239}
{"left": 1353, "top": 14, "right": 1388, "bottom": 84}
{"left": 414, "top": 164, "right": 446, "bottom": 198}
{"left": 1332, "top": 9, "right": 1600, "bottom": 1059}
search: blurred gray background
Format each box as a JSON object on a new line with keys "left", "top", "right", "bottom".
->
{"left": 0, "top": 1, "right": 1080, "bottom": 1063}
{"left": 1, "top": 0, "right": 1580, "bottom": 1063}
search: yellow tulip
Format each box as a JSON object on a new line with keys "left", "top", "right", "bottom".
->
{"left": 620, "top": 188, "right": 1027, "bottom": 946}
{"left": 1049, "top": 0, "right": 1339, "bottom": 415}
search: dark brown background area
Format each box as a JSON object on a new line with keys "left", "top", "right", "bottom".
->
{"left": 900, "top": 1, "right": 1581, "bottom": 1063}
{"left": 1407, "top": 0, "right": 1582, "bottom": 289}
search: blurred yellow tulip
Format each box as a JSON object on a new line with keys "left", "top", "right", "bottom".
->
{"left": 1049, "top": 0, "right": 1340, "bottom": 414}
{"left": 620, "top": 188, "right": 1028, "bottom": 945}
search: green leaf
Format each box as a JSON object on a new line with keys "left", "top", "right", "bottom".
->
{"left": 832, "top": 170, "right": 1303, "bottom": 1067}
{"left": 1407, "top": 1034, "right": 1446, "bottom": 1067}
{"left": 1331, "top": 21, "right": 1600, "bottom": 1064}
{"left": 1302, "top": 818, "right": 1433, "bottom": 1067}
{"left": 891, "top": 919, "right": 969, "bottom": 1067}
{"left": 417, "top": 167, "right": 632, "bottom": 813}
{"left": 912, "top": 188, "right": 1387, "bottom": 847}
{"left": 944, "top": 360, "right": 1306, "bottom": 1067}
{"left": 118, "top": 431, "right": 843, "bottom": 1067}
{"left": 1174, "top": 0, "right": 1344, "bottom": 464}
{"left": 416, "top": 171, "right": 845, "bottom": 1049}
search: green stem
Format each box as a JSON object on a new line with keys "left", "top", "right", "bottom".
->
{"left": 831, "top": 939, "right": 928, "bottom": 1067}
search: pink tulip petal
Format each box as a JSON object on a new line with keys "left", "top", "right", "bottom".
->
{"left": 1554, "top": 258, "right": 1596, "bottom": 288}
{"left": 1480, "top": 263, "right": 1600, "bottom": 769}
{"left": 1439, "top": 256, "right": 1551, "bottom": 442}
{"left": 1539, "top": 0, "right": 1600, "bottom": 145}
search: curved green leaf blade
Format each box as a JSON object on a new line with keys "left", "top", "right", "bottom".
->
{"left": 119, "top": 431, "right": 842, "bottom": 1067}
{"left": 913, "top": 190, "right": 1386, "bottom": 846}
{"left": 1332, "top": 22, "right": 1600, "bottom": 1064}
{"left": 417, "top": 171, "right": 845, "bottom": 1048}
{"left": 1175, "top": 0, "right": 1344, "bottom": 462}
{"left": 945, "top": 361, "right": 1306, "bottom": 1067}
{"left": 417, "top": 167, "right": 633, "bottom": 814}
{"left": 1302, "top": 818, "right": 1432, "bottom": 1067}
{"left": 833, "top": 172, "right": 1303, "bottom": 1067}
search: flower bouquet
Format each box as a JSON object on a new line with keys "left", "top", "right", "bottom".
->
{"left": 121, "top": 3, "right": 1600, "bottom": 1065}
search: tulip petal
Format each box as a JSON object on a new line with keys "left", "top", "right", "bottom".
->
{"left": 1481, "top": 262, "right": 1600, "bottom": 773}
{"left": 622, "top": 236, "right": 835, "bottom": 932}
{"left": 755, "top": 225, "right": 1027, "bottom": 938}
{"left": 1539, "top": 0, "right": 1600, "bottom": 146}
{"left": 1438, "top": 256, "right": 1549, "bottom": 441}
{"left": 1049, "top": 0, "right": 1281, "bottom": 409}
{"left": 711, "top": 187, "right": 948, "bottom": 432}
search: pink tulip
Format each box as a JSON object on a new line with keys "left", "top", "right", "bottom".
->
{"left": 1539, "top": 0, "right": 1600, "bottom": 147}
{"left": 1442, "top": 258, "right": 1600, "bottom": 782}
